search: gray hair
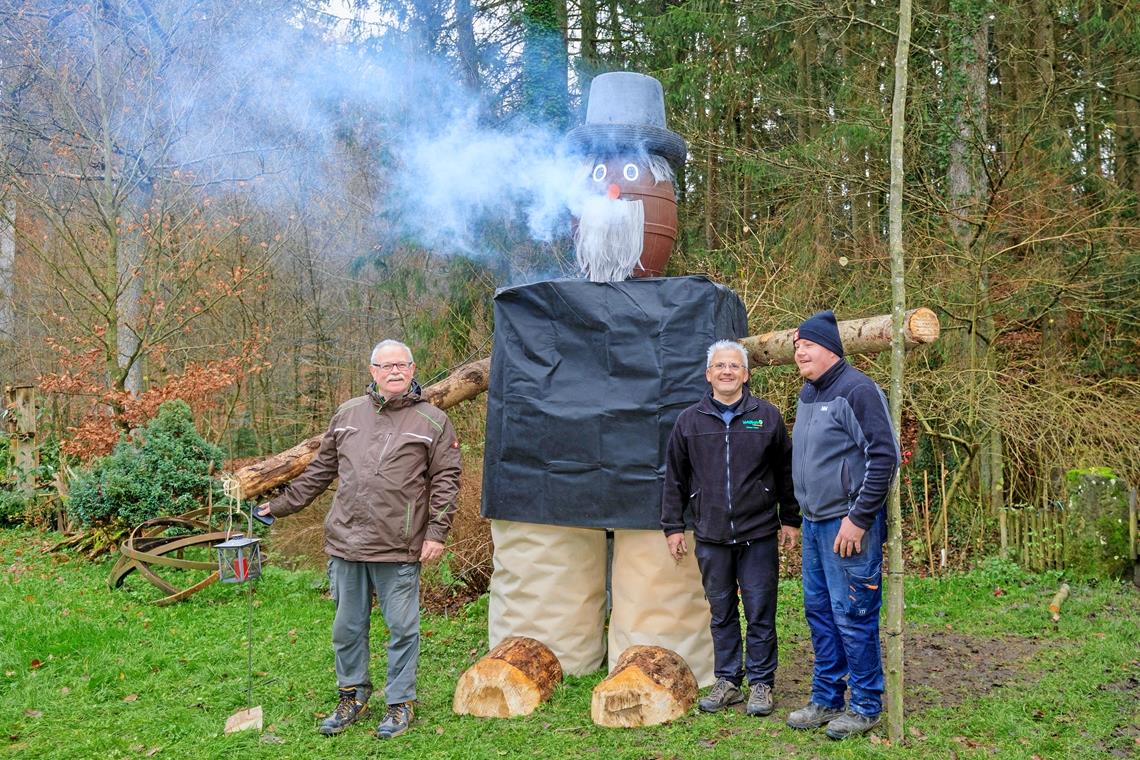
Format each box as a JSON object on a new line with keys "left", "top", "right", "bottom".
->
{"left": 370, "top": 339, "right": 414, "bottom": 364}
{"left": 706, "top": 340, "right": 749, "bottom": 371}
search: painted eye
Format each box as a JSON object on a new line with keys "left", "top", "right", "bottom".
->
{"left": 592, "top": 164, "right": 607, "bottom": 182}
{"left": 623, "top": 163, "right": 639, "bottom": 181}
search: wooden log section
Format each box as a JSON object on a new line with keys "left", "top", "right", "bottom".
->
{"left": 740, "top": 306, "right": 940, "bottom": 367}
{"left": 230, "top": 357, "right": 490, "bottom": 500}
{"left": 590, "top": 645, "right": 698, "bottom": 728}
{"left": 452, "top": 636, "right": 562, "bottom": 718}
{"left": 232, "top": 308, "right": 938, "bottom": 500}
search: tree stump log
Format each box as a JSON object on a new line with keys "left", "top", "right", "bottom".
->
{"left": 452, "top": 636, "right": 562, "bottom": 718}
{"left": 590, "top": 645, "right": 697, "bottom": 728}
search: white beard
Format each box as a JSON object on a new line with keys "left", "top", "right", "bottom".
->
{"left": 573, "top": 196, "right": 645, "bottom": 283}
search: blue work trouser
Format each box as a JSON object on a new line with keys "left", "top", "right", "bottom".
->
{"left": 801, "top": 511, "right": 885, "bottom": 717}
{"left": 328, "top": 557, "right": 421, "bottom": 705}
{"left": 694, "top": 534, "right": 779, "bottom": 687}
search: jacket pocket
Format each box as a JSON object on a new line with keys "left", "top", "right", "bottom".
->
{"left": 840, "top": 459, "right": 852, "bottom": 498}
{"left": 688, "top": 489, "right": 701, "bottom": 526}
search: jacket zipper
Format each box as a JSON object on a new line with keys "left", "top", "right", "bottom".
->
{"left": 725, "top": 418, "right": 735, "bottom": 543}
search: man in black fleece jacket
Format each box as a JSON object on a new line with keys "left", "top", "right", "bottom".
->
{"left": 786, "top": 310, "right": 899, "bottom": 741}
{"left": 661, "top": 340, "right": 800, "bottom": 718}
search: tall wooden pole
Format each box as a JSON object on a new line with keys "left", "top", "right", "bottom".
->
{"left": 885, "top": 0, "right": 914, "bottom": 743}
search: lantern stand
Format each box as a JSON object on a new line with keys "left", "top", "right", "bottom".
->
{"left": 215, "top": 478, "right": 264, "bottom": 734}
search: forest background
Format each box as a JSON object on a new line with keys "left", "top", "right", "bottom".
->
{"left": 0, "top": 0, "right": 1136, "bottom": 578}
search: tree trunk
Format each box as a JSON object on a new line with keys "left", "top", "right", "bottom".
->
{"left": 0, "top": 201, "right": 14, "bottom": 341}
{"left": 452, "top": 636, "right": 562, "bottom": 718}
{"left": 232, "top": 310, "right": 940, "bottom": 499}
{"left": 740, "top": 307, "right": 939, "bottom": 367}
{"left": 590, "top": 645, "right": 697, "bottom": 727}
{"left": 885, "top": 0, "right": 913, "bottom": 742}
{"left": 455, "top": 0, "right": 481, "bottom": 91}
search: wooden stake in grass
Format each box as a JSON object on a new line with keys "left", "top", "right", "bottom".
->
{"left": 1048, "top": 583, "right": 1071, "bottom": 623}
{"left": 453, "top": 636, "right": 562, "bottom": 718}
{"left": 590, "top": 646, "right": 697, "bottom": 728}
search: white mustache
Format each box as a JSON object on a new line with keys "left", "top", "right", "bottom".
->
{"left": 574, "top": 196, "right": 644, "bottom": 283}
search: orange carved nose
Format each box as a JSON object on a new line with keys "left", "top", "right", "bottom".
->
{"left": 607, "top": 183, "right": 621, "bottom": 200}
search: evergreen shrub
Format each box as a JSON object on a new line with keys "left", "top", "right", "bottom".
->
{"left": 67, "top": 400, "right": 224, "bottom": 527}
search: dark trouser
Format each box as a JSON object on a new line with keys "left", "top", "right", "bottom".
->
{"left": 694, "top": 535, "right": 779, "bottom": 687}
{"left": 801, "top": 511, "right": 885, "bottom": 717}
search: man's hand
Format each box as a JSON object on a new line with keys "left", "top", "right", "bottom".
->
{"left": 420, "top": 539, "right": 445, "bottom": 563}
{"left": 666, "top": 533, "right": 687, "bottom": 562}
{"left": 779, "top": 525, "right": 799, "bottom": 550}
{"left": 832, "top": 517, "right": 866, "bottom": 557}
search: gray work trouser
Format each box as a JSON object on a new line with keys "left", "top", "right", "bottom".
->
{"left": 328, "top": 557, "right": 421, "bottom": 705}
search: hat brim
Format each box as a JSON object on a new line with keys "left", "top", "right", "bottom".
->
{"left": 566, "top": 124, "right": 687, "bottom": 170}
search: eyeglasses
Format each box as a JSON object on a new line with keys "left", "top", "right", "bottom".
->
{"left": 371, "top": 361, "right": 413, "bottom": 372}
{"left": 709, "top": 362, "right": 744, "bottom": 371}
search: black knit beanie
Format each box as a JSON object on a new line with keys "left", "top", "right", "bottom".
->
{"left": 796, "top": 310, "right": 844, "bottom": 358}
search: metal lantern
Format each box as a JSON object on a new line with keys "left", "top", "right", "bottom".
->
{"left": 214, "top": 535, "right": 263, "bottom": 583}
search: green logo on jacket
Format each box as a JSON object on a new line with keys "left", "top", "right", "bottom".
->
{"left": 742, "top": 420, "right": 764, "bottom": 429}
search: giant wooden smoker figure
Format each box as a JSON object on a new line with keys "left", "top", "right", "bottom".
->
{"left": 482, "top": 72, "right": 730, "bottom": 686}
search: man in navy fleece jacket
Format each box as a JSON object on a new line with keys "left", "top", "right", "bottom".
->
{"left": 785, "top": 310, "right": 899, "bottom": 741}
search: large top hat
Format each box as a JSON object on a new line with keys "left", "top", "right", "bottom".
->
{"left": 567, "top": 72, "right": 687, "bottom": 170}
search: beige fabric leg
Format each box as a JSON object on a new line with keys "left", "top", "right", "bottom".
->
{"left": 609, "top": 529, "right": 714, "bottom": 687}
{"left": 488, "top": 520, "right": 607, "bottom": 676}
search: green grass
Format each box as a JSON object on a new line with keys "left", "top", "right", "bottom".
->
{"left": 2, "top": 530, "right": 1137, "bottom": 759}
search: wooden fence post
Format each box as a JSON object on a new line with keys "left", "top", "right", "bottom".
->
{"left": 4, "top": 384, "right": 37, "bottom": 495}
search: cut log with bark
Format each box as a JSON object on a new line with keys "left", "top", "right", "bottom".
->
{"left": 740, "top": 306, "right": 940, "bottom": 367}
{"left": 452, "top": 636, "right": 562, "bottom": 718}
{"left": 1048, "top": 582, "right": 1071, "bottom": 623}
{"left": 232, "top": 308, "right": 939, "bottom": 500}
{"left": 229, "top": 358, "right": 490, "bottom": 500}
{"left": 590, "top": 645, "right": 697, "bottom": 728}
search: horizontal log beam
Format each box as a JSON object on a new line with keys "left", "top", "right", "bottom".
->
{"left": 740, "top": 307, "right": 940, "bottom": 367}
{"left": 230, "top": 308, "right": 939, "bottom": 499}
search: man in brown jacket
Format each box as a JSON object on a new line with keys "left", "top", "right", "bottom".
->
{"left": 257, "top": 339, "right": 461, "bottom": 740}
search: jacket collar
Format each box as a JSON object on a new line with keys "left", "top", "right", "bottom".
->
{"left": 808, "top": 358, "right": 847, "bottom": 392}
{"left": 697, "top": 384, "right": 759, "bottom": 417}
{"left": 367, "top": 379, "right": 423, "bottom": 410}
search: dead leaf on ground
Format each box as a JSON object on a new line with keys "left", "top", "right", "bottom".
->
{"left": 23, "top": 710, "right": 42, "bottom": 718}
{"left": 29, "top": 659, "right": 42, "bottom": 670}
{"left": 123, "top": 694, "right": 139, "bottom": 702}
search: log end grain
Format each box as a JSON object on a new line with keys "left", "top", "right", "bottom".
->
{"left": 453, "top": 636, "right": 562, "bottom": 718}
{"left": 590, "top": 645, "right": 698, "bottom": 728}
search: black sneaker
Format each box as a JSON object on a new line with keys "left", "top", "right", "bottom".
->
{"left": 825, "top": 709, "right": 881, "bottom": 740}
{"left": 786, "top": 701, "right": 844, "bottom": 730}
{"left": 745, "top": 682, "right": 774, "bottom": 716}
{"left": 318, "top": 686, "right": 371, "bottom": 735}
{"left": 698, "top": 678, "right": 744, "bottom": 713}
{"left": 375, "top": 701, "right": 414, "bottom": 739}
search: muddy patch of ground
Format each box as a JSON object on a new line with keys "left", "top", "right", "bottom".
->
{"left": 774, "top": 622, "right": 1049, "bottom": 714}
